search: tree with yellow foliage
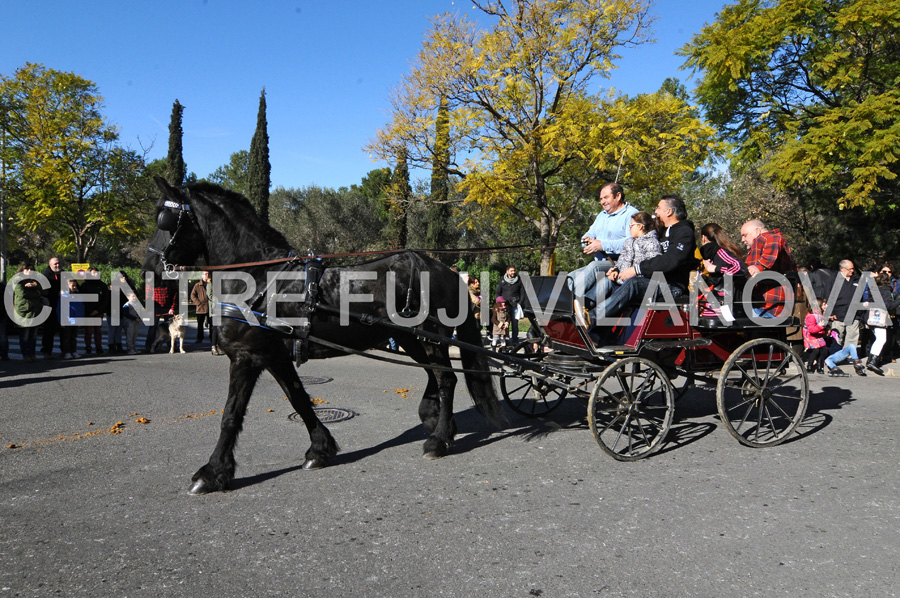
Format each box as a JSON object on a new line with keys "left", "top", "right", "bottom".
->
{"left": 1, "top": 63, "right": 148, "bottom": 261}
{"left": 368, "top": 0, "right": 719, "bottom": 273}
{"left": 681, "top": 0, "right": 900, "bottom": 210}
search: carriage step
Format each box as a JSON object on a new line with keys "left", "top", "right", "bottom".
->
{"left": 595, "top": 345, "right": 639, "bottom": 355}
{"left": 643, "top": 338, "right": 713, "bottom": 351}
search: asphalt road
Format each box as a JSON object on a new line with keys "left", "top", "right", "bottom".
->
{"left": 2, "top": 345, "right": 899, "bottom": 597}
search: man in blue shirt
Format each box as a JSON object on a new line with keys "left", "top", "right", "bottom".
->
{"left": 569, "top": 183, "right": 638, "bottom": 315}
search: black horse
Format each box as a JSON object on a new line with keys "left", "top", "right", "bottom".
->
{"left": 144, "top": 178, "right": 501, "bottom": 495}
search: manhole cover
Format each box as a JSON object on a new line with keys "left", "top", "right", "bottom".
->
{"left": 299, "top": 376, "right": 333, "bottom": 385}
{"left": 288, "top": 407, "right": 356, "bottom": 424}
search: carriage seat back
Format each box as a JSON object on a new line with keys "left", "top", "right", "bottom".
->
{"left": 522, "top": 275, "right": 574, "bottom": 317}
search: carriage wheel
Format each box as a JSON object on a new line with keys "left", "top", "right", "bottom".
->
{"left": 716, "top": 338, "right": 809, "bottom": 448}
{"left": 500, "top": 372, "right": 568, "bottom": 418}
{"left": 497, "top": 336, "right": 567, "bottom": 417}
{"left": 587, "top": 357, "right": 674, "bottom": 461}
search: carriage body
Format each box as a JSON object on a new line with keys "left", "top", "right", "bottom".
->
{"left": 496, "top": 275, "right": 809, "bottom": 460}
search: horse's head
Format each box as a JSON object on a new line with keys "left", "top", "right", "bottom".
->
{"left": 143, "top": 177, "right": 208, "bottom": 277}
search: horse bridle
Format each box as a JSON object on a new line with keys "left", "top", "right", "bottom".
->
{"left": 148, "top": 196, "right": 199, "bottom": 272}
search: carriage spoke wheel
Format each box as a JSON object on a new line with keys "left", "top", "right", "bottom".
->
{"left": 716, "top": 338, "right": 809, "bottom": 448}
{"left": 497, "top": 336, "right": 567, "bottom": 418}
{"left": 500, "top": 372, "right": 568, "bottom": 417}
{"left": 587, "top": 357, "right": 674, "bottom": 461}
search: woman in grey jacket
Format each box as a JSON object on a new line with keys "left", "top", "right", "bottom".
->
{"left": 607, "top": 211, "right": 661, "bottom": 285}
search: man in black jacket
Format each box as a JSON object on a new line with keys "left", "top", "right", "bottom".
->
{"left": 827, "top": 260, "right": 862, "bottom": 350}
{"left": 594, "top": 194, "right": 698, "bottom": 322}
{"left": 496, "top": 265, "right": 524, "bottom": 341}
{"left": 40, "top": 256, "right": 62, "bottom": 358}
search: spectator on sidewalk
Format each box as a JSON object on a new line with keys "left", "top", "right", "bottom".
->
{"left": 1, "top": 281, "right": 9, "bottom": 362}
{"left": 108, "top": 272, "right": 134, "bottom": 354}
{"left": 121, "top": 292, "right": 142, "bottom": 355}
{"left": 80, "top": 266, "right": 109, "bottom": 355}
{"left": 827, "top": 260, "right": 862, "bottom": 351}
{"left": 190, "top": 271, "right": 210, "bottom": 344}
{"left": 40, "top": 256, "right": 62, "bottom": 359}
{"left": 13, "top": 264, "right": 42, "bottom": 363}
{"left": 60, "top": 277, "right": 85, "bottom": 360}
{"left": 496, "top": 265, "right": 525, "bottom": 342}
{"left": 490, "top": 296, "right": 510, "bottom": 350}
{"left": 144, "top": 280, "right": 176, "bottom": 353}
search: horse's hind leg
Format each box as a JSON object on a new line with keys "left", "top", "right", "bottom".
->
{"left": 423, "top": 358, "right": 458, "bottom": 459}
{"left": 417, "top": 369, "right": 441, "bottom": 434}
{"left": 398, "top": 338, "right": 458, "bottom": 459}
{"left": 267, "top": 354, "right": 338, "bottom": 469}
{"left": 190, "top": 356, "right": 263, "bottom": 495}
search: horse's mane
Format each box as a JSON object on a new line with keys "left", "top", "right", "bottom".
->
{"left": 187, "top": 181, "right": 292, "bottom": 253}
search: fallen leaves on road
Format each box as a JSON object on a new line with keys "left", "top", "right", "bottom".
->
{"left": 7, "top": 408, "right": 225, "bottom": 450}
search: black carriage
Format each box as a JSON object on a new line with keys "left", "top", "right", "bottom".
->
{"left": 491, "top": 276, "right": 810, "bottom": 461}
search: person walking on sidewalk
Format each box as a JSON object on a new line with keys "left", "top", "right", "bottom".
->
{"left": 861, "top": 270, "right": 900, "bottom": 375}
{"left": 190, "top": 271, "right": 210, "bottom": 344}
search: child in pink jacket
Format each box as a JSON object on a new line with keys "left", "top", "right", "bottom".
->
{"left": 802, "top": 298, "right": 829, "bottom": 373}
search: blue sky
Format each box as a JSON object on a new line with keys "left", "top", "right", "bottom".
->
{"left": 1, "top": 0, "right": 726, "bottom": 190}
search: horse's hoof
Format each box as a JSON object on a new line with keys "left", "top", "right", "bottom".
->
{"left": 302, "top": 458, "right": 327, "bottom": 470}
{"left": 188, "top": 478, "right": 216, "bottom": 495}
{"left": 423, "top": 438, "right": 451, "bottom": 459}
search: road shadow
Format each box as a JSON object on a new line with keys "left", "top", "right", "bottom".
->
{"left": 230, "top": 464, "right": 308, "bottom": 491}
{"left": 656, "top": 421, "right": 718, "bottom": 456}
{"left": 780, "top": 384, "right": 853, "bottom": 444}
{"left": 0, "top": 370, "right": 111, "bottom": 390}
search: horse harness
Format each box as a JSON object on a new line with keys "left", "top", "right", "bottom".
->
{"left": 150, "top": 200, "right": 496, "bottom": 374}
{"left": 211, "top": 253, "right": 489, "bottom": 373}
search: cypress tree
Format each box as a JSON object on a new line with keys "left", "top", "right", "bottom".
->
{"left": 426, "top": 97, "right": 451, "bottom": 255}
{"left": 248, "top": 88, "right": 270, "bottom": 224}
{"left": 166, "top": 99, "right": 186, "bottom": 185}
{"left": 390, "top": 149, "right": 411, "bottom": 249}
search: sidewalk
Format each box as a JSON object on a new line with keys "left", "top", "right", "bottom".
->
{"left": 1, "top": 322, "right": 208, "bottom": 361}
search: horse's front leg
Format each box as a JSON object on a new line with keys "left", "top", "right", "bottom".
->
{"left": 267, "top": 354, "right": 339, "bottom": 469}
{"left": 189, "top": 357, "right": 263, "bottom": 495}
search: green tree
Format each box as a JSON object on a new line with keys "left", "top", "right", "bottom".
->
{"left": 681, "top": 0, "right": 900, "bottom": 209}
{"left": 387, "top": 149, "right": 411, "bottom": 249}
{"left": 368, "top": 0, "right": 717, "bottom": 273}
{"left": 269, "top": 181, "right": 387, "bottom": 256}
{"left": 248, "top": 88, "right": 270, "bottom": 223}
{"left": 166, "top": 99, "right": 186, "bottom": 185}
{"left": 207, "top": 150, "right": 249, "bottom": 195}
{"left": 0, "top": 63, "right": 149, "bottom": 261}
{"left": 426, "top": 97, "right": 454, "bottom": 255}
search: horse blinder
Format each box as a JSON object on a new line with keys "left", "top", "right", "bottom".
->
{"left": 157, "top": 208, "right": 180, "bottom": 232}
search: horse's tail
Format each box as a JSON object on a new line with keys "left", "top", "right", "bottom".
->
{"left": 454, "top": 307, "right": 505, "bottom": 428}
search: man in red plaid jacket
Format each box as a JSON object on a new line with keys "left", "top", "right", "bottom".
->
{"left": 740, "top": 219, "right": 798, "bottom": 317}
{"left": 144, "top": 280, "right": 177, "bottom": 352}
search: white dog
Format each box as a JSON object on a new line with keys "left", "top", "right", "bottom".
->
{"left": 167, "top": 313, "right": 187, "bottom": 354}
{"left": 152, "top": 313, "right": 187, "bottom": 354}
